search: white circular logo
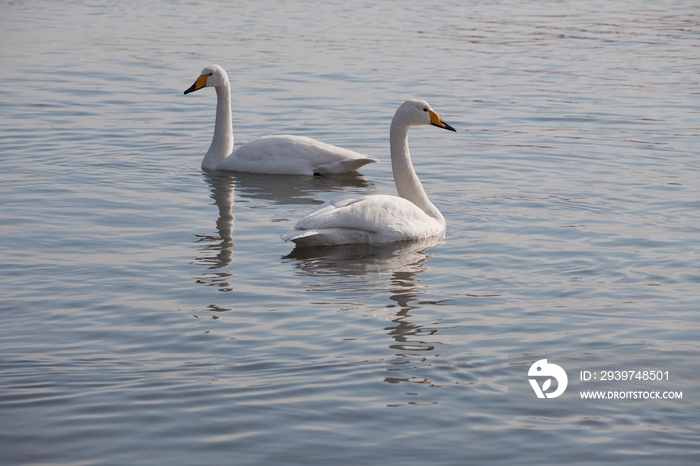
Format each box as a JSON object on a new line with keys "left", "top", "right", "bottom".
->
{"left": 528, "top": 359, "right": 568, "bottom": 399}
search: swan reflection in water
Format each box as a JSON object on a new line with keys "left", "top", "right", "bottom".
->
{"left": 285, "top": 235, "right": 446, "bottom": 388}
{"left": 192, "top": 170, "right": 375, "bottom": 291}
{"left": 192, "top": 171, "right": 236, "bottom": 291}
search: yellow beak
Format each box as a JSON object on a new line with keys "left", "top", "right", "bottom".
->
{"left": 428, "top": 109, "right": 456, "bottom": 132}
{"left": 184, "top": 74, "right": 208, "bottom": 95}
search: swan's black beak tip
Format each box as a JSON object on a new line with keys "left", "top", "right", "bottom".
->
{"left": 184, "top": 83, "right": 197, "bottom": 95}
{"left": 432, "top": 121, "right": 457, "bottom": 132}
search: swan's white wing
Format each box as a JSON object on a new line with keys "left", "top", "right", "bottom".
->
{"left": 215, "top": 135, "right": 377, "bottom": 175}
{"left": 281, "top": 194, "right": 445, "bottom": 246}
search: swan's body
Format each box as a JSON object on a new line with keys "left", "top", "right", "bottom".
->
{"left": 281, "top": 100, "right": 455, "bottom": 247}
{"left": 184, "top": 65, "right": 377, "bottom": 174}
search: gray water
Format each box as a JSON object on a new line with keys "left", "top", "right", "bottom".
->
{"left": 1, "top": 1, "right": 699, "bottom": 464}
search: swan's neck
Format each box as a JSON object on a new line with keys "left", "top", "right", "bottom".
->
{"left": 202, "top": 82, "right": 234, "bottom": 170}
{"left": 390, "top": 121, "right": 444, "bottom": 223}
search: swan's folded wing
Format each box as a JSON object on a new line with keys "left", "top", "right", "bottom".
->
{"left": 286, "top": 194, "right": 437, "bottom": 242}
{"left": 286, "top": 136, "right": 377, "bottom": 174}
{"left": 225, "top": 135, "right": 376, "bottom": 175}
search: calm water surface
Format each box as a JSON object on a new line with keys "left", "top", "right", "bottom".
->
{"left": 1, "top": 1, "right": 699, "bottom": 464}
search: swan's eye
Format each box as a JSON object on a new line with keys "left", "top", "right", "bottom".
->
{"left": 208, "top": 73, "right": 213, "bottom": 76}
{"left": 423, "top": 108, "right": 428, "bottom": 112}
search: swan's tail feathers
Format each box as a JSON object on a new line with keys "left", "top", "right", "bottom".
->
{"left": 280, "top": 230, "right": 325, "bottom": 248}
{"left": 281, "top": 228, "right": 371, "bottom": 248}
{"left": 281, "top": 229, "right": 317, "bottom": 243}
{"left": 316, "top": 157, "right": 377, "bottom": 174}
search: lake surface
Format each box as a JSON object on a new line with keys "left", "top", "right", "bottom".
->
{"left": 1, "top": 0, "right": 699, "bottom": 464}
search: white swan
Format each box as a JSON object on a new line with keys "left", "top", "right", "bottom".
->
{"left": 281, "top": 100, "right": 456, "bottom": 247}
{"left": 184, "top": 65, "right": 377, "bottom": 174}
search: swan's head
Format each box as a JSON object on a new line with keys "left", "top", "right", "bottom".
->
{"left": 184, "top": 65, "right": 229, "bottom": 95}
{"left": 394, "top": 99, "right": 456, "bottom": 132}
